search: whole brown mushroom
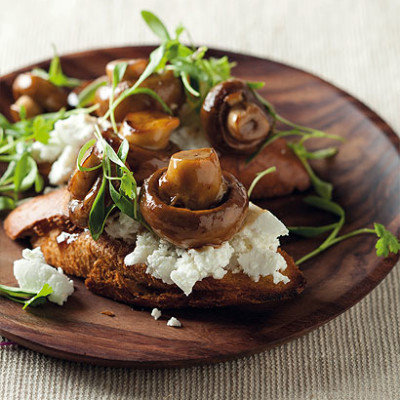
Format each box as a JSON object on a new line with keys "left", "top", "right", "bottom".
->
{"left": 12, "top": 73, "right": 68, "bottom": 112}
{"left": 106, "top": 59, "right": 148, "bottom": 81}
{"left": 10, "top": 95, "right": 43, "bottom": 122}
{"left": 201, "top": 79, "right": 274, "bottom": 154}
{"left": 94, "top": 70, "right": 185, "bottom": 122}
{"left": 140, "top": 148, "right": 248, "bottom": 248}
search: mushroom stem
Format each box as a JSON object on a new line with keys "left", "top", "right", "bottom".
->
{"left": 158, "top": 148, "right": 227, "bottom": 210}
{"left": 227, "top": 103, "right": 271, "bottom": 142}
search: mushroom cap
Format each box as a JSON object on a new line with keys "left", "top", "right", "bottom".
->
{"left": 201, "top": 78, "right": 274, "bottom": 154}
{"left": 140, "top": 168, "right": 249, "bottom": 248}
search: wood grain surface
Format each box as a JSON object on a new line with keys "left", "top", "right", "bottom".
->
{"left": 0, "top": 47, "right": 399, "bottom": 368}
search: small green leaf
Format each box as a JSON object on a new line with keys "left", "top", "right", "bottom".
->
{"left": 31, "top": 68, "right": 50, "bottom": 80}
{"left": 302, "top": 147, "right": 339, "bottom": 160}
{"left": 141, "top": 10, "right": 171, "bottom": 41}
{"left": 289, "top": 223, "right": 338, "bottom": 238}
{"left": 32, "top": 115, "right": 54, "bottom": 144}
{"left": 13, "top": 152, "right": 29, "bottom": 195}
{"left": 112, "top": 62, "right": 128, "bottom": 88}
{"left": 47, "top": 48, "right": 82, "bottom": 88}
{"left": 23, "top": 283, "right": 53, "bottom": 310}
{"left": 34, "top": 172, "right": 44, "bottom": 193}
{"left": 77, "top": 78, "right": 107, "bottom": 107}
{"left": 0, "top": 196, "right": 15, "bottom": 211}
{"left": 76, "top": 139, "right": 101, "bottom": 172}
{"left": 88, "top": 174, "right": 108, "bottom": 240}
{"left": 303, "top": 196, "right": 345, "bottom": 218}
{"left": 374, "top": 223, "right": 400, "bottom": 257}
{"left": 247, "top": 81, "right": 265, "bottom": 90}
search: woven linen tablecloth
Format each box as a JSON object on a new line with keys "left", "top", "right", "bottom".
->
{"left": 0, "top": 1, "right": 399, "bottom": 399}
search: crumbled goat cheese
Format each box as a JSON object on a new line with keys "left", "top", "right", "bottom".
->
{"left": 151, "top": 308, "right": 162, "bottom": 320}
{"left": 125, "top": 203, "right": 289, "bottom": 295}
{"left": 104, "top": 211, "right": 141, "bottom": 244}
{"left": 31, "top": 114, "right": 109, "bottom": 186}
{"left": 170, "top": 107, "right": 210, "bottom": 150}
{"left": 56, "top": 232, "right": 80, "bottom": 245}
{"left": 13, "top": 248, "right": 74, "bottom": 306}
{"left": 167, "top": 317, "right": 182, "bottom": 328}
{"left": 170, "top": 124, "right": 210, "bottom": 150}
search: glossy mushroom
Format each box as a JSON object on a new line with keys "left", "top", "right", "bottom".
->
{"left": 10, "top": 95, "right": 43, "bottom": 121}
{"left": 201, "top": 79, "right": 274, "bottom": 154}
{"left": 140, "top": 148, "right": 249, "bottom": 248}
{"left": 12, "top": 73, "right": 68, "bottom": 112}
{"left": 67, "top": 146, "right": 103, "bottom": 228}
{"left": 120, "top": 111, "right": 180, "bottom": 150}
{"left": 158, "top": 148, "right": 227, "bottom": 210}
{"left": 106, "top": 59, "right": 148, "bottom": 81}
{"left": 94, "top": 70, "right": 185, "bottom": 122}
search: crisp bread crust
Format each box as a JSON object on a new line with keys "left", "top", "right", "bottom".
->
{"left": 5, "top": 189, "right": 306, "bottom": 309}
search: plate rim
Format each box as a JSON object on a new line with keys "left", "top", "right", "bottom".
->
{"left": 0, "top": 45, "right": 399, "bottom": 368}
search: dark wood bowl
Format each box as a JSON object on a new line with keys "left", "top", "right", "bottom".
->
{"left": 0, "top": 46, "right": 399, "bottom": 368}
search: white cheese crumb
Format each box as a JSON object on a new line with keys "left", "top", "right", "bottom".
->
{"left": 56, "top": 232, "right": 79, "bottom": 245}
{"left": 13, "top": 248, "right": 74, "bottom": 306}
{"left": 124, "top": 203, "right": 290, "bottom": 296}
{"left": 151, "top": 308, "right": 162, "bottom": 320}
{"left": 170, "top": 106, "right": 210, "bottom": 150}
{"left": 31, "top": 114, "right": 109, "bottom": 186}
{"left": 104, "top": 211, "right": 141, "bottom": 244}
{"left": 170, "top": 124, "right": 210, "bottom": 150}
{"left": 167, "top": 317, "right": 182, "bottom": 328}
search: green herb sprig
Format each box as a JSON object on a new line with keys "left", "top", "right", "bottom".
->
{"left": 0, "top": 105, "right": 98, "bottom": 209}
{"left": 246, "top": 89, "right": 344, "bottom": 199}
{"left": 78, "top": 126, "right": 149, "bottom": 240}
{"left": 247, "top": 166, "right": 276, "bottom": 198}
{"left": 101, "top": 11, "right": 236, "bottom": 126}
{"left": 289, "top": 196, "right": 400, "bottom": 264}
{"left": 0, "top": 283, "right": 53, "bottom": 309}
{"left": 32, "top": 46, "right": 82, "bottom": 88}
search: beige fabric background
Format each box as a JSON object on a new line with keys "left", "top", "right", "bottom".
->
{"left": 0, "top": 0, "right": 399, "bottom": 399}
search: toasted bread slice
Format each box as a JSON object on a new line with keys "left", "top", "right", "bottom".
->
{"left": 4, "top": 189, "right": 306, "bottom": 308}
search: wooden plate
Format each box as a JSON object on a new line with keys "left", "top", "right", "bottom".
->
{"left": 0, "top": 47, "right": 399, "bottom": 368}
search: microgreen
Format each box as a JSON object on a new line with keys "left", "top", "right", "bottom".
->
{"left": 0, "top": 283, "right": 53, "bottom": 309}
{"left": 32, "top": 46, "right": 82, "bottom": 88}
{"left": 77, "top": 78, "right": 108, "bottom": 107}
{"left": 247, "top": 166, "right": 276, "bottom": 198}
{"left": 109, "top": 62, "right": 128, "bottom": 133}
{"left": 102, "top": 11, "right": 236, "bottom": 123}
{"left": 0, "top": 106, "right": 99, "bottom": 210}
{"left": 80, "top": 127, "right": 149, "bottom": 240}
{"left": 290, "top": 197, "right": 400, "bottom": 264}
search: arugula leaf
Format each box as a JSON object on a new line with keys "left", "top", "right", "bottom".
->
{"left": 289, "top": 142, "right": 333, "bottom": 200}
{"left": 293, "top": 196, "right": 399, "bottom": 264}
{"left": 104, "top": 44, "right": 167, "bottom": 122}
{"left": 109, "top": 62, "right": 128, "bottom": 132}
{"left": 32, "top": 50, "right": 81, "bottom": 88}
{"left": 77, "top": 78, "right": 107, "bottom": 107}
{"left": 84, "top": 127, "right": 148, "bottom": 239}
{"left": 247, "top": 81, "right": 265, "bottom": 90}
{"left": 88, "top": 174, "right": 109, "bottom": 240}
{"left": 289, "top": 223, "right": 338, "bottom": 238}
{"left": 0, "top": 282, "right": 53, "bottom": 309}
{"left": 141, "top": 10, "right": 171, "bottom": 41}
{"left": 0, "top": 196, "right": 15, "bottom": 211}
{"left": 22, "top": 283, "right": 53, "bottom": 309}
{"left": 32, "top": 115, "right": 54, "bottom": 144}
{"left": 47, "top": 48, "right": 82, "bottom": 88}
{"left": 374, "top": 223, "right": 400, "bottom": 257}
